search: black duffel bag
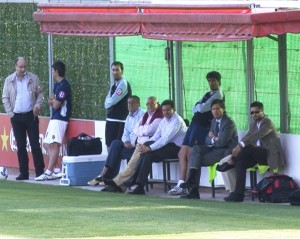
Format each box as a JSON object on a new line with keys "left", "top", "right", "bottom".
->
{"left": 67, "top": 133, "right": 102, "bottom": 156}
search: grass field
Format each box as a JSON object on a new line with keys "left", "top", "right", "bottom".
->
{"left": 0, "top": 180, "right": 300, "bottom": 239}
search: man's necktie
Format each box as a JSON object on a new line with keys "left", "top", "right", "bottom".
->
{"left": 215, "top": 121, "right": 220, "bottom": 136}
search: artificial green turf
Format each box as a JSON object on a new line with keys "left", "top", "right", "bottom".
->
{"left": 0, "top": 180, "right": 299, "bottom": 238}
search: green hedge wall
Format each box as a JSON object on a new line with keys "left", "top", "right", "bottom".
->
{"left": 0, "top": 3, "right": 110, "bottom": 120}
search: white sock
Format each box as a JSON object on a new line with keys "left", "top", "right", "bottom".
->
{"left": 45, "top": 169, "right": 52, "bottom": 175}
{"left": 177, "top": 180, "right": 185, "bottom": 187}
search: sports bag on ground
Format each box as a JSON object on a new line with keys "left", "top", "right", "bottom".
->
{"left": 67, "top": 133, "right": 102, "bottom": 156}
{"left": 255, "top": 174, "right": 299, "bottom": 203}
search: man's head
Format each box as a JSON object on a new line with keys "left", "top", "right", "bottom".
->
{"left": 15, "top": 57, "right": 27, "bottom": 78}
{"left": 52, "top": 61, "right": 66, "bottom": 78}
{"left": 206, "top": 71, "right": 221, "bottom": 91}
{"left": 211, "top": 99, "right": 225, "bottom": 119}
{"left": 128, "top": 95, "right": 140, "bottom": 114}
{"left": 250, "top": 101, "right": 265, "bottom": 121}
{"left": 161, "top": 100, "right": 175, "bottom": 119}
{"left": 111, "top": 61, "right": 124, "bottom": 81}
{"left": 146, "top": 96, "right": 159, "bottom": 113}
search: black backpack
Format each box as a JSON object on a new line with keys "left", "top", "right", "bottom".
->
{"left": 255, "top": 174, "right": 299, "bottom": 203}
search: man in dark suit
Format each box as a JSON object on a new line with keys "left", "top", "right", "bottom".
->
{"left": 218, "top": 101, "right": 286, "bottom": 202}
{"left": 180, "top": 99, "right": 238, "bottom": 199}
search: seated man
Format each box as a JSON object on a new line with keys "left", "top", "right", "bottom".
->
{"left": 180, "top": 99, "right": 238, "bottom": 199}
{"left": 88, "top": 96, "right": 162, "bottom": 185}
{"left": 169, "top": 71, "right": 224, "bottom": 196}
{"left": 104, "top": 100, "right": 187, "bottom": 195}
{"left": 88, "top": 95, "right": 144, "bottom": 185}
{"left": 217, "top": 101, "right": 286, "bottom": 202}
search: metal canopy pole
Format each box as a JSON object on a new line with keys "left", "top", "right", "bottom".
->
{"left": 109, "top": 37, "right": 115, "bottom": 85}
{"left": 175, "top": 41, "right": 183, "bottom": 116}
{"left": 167, "top": 40, "right": 175, "bottom": 101}
{"left": 278, "top": 34, "right": 289, "bottom": 133}
{"left": 47, "top": 34, "right": 53, "bottom": 116}
{"left": 246, "top": 39, "right": 255, "bottom": 124}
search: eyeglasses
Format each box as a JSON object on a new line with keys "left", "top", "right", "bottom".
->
{"left": 250, "top": 111, "right": 260, "bottom": 115}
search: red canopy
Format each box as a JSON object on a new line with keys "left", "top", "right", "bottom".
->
{"left": 33, "top": 4, "right": 300, "bottom": 41}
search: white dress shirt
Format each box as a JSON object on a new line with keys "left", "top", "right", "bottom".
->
{"left": 134, "top": 111, "right": 162, "bottom": 144}
{"left": 121, "top": 108, "right": 145, "bottom": 146}
{"left": 149, "top": 112, "right": 187, "bottom": 151}
{"left": 14, "top": 73, "right": 32, "bottom": 113}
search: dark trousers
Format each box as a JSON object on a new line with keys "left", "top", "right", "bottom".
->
{"left": 11, "top": 111, "right": 44, "bottom": 177}
{"left": 104, "top": 139, "right": 135, "bottom": 179}
{"left": 234, "top": 144, "right": 268, "bottom": 194}
{"left": 105, "top": 121, "right": 125, "bottom": 147}
{"left": 190, "top": 145, "right": 227, "bottom": 186}
{"left": 135, "top": 141, "right": 180, "bottom": 187}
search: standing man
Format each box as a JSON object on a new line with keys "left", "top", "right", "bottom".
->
{"left": 88, "top": 95, "right": 145, "bottom": 185}
{"left": 105, "top": 61, "right": 132, "bottom": 153}
{"left": 180, "top": 99, "right": 238, "bottom": 199}
{"left": 35, "top": 60, "right": 72, "bottom": 181}
{"left": 2, "top": 57, "right": 45, "bottom": 180}
{"left": 169, "top": 71, "right": 224, "bottom": 195}
{"left": 217, "top": 101, "right": 286, "bottom": 202}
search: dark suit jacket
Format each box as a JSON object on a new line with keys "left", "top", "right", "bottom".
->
{"left": 205, "top": 114, "right": 238, "bottom": 155}
{"left": 241, "top": 116, "right": 286, "bottom": 171}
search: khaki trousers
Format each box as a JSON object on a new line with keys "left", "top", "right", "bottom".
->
{"left": 113, "top": 147, "right": 141, "bottom": 186}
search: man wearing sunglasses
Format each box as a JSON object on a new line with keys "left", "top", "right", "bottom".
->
{"left": 217, "top": 101, "right": 286, "bottom": 202}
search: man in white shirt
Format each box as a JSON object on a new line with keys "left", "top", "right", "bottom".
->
{"left": 128, "top": 100, "right": 187, "bottom": 195}
{"left": 89, "top": 96, "right": 163, "bottom": 186}
{"left": 2, "top": 57, "right": 44, "bottom": 180}
{"left": 88, "top": 95, "right": 144, "bottom": 185}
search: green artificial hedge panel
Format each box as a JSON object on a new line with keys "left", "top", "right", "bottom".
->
{"left": 1, "top": 3, "right": 300, "bottom": 133}
{"left": 0, "top": 3, "right": 110, "bottom": 120}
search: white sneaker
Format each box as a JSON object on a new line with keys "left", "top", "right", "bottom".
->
{"left": 35, "top": 173, "right": 55, "bottom": 181}
{"left": 168, "top": 185, "right": 185, "bottom": 196}
{"left": 52, "top": 172, "right": 62, "bottom": 179}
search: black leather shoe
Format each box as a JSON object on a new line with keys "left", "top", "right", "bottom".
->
{"left": 216, "top": 162, "right": 235, "bottom": 172}
{"left": 224, "top": 193, "right": 244, "bottom": 202}
{"left": 103, "top": 177, "right": 115, "bottom": 186}
{"left": 180, "top": 180, "right": 198, "bottom": 189}
{"left": 128, "top": 185, "right": 145, "bottom": 195}
{"left": 95, "top": 176, "right": 104, "bottom": 182}
{"left": 16, "top": 174, "right": 29, "bottom": 180}
{"left": 180, "top": 192, "right": 200, "bottom": 199}
{"left": 101, "top": 185, "right": 123, "bottom": 193}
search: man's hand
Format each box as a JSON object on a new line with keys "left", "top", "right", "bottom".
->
{"left": 48, "top": 93, "right": 55, "bottom": 106}
{"left": 124, "top": 141, "right": 133, "bottom": 149}
{"left": 33, "top": 106, "right": 40, "bottom": 116}
{"left": 137, "top": 144, "right": 151, "bottom": 154}
{"left": 232, "top": 145, "right": 241, "bottom": 157}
